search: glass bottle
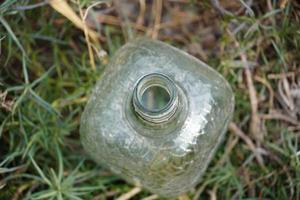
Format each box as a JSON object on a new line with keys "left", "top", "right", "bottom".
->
{"left": 80, "top": 38, "right": 234, "bottom": 197}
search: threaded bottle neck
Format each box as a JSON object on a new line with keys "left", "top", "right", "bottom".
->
{"left": 132, "top": 73, "right": 179, "bottom": 124}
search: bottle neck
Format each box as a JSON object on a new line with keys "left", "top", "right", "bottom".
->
{"left": 132, "top": 73, "right": 179, "bottom": 124}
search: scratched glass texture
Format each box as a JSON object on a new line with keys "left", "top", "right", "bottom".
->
{"left": 80, "top": 39, "right": 234, "bottom": 197}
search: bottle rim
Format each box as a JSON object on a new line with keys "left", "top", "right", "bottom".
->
{"left": 132, "top": 73, "right": 179, "bottom": 124}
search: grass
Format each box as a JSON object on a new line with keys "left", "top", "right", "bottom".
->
{"left": 0, "top": 0, "right": 299, "bottom": 199}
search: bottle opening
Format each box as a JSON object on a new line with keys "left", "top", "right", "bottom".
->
{"left": 141, "top": 85, "right": 171, "bottom": 112}
{"left": 133, "top": 73, "right": 179, "bottom": 124}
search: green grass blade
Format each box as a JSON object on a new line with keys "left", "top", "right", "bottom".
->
{"left": 29, "top": 154, "right": 52, "bottom": 186}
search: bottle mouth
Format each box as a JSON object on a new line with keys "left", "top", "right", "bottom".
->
{"left": 132, "top": 73, "right": 179, "bottom": 124}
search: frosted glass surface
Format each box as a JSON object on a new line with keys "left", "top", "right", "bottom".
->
{"left": 80, "top": 38, "right": 234, "bottom": 197}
